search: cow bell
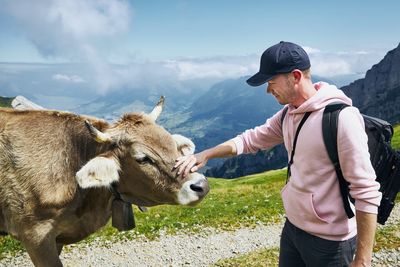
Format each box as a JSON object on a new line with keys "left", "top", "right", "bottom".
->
{"left": 112, "top": 199, "right": 135, "bottom": 231}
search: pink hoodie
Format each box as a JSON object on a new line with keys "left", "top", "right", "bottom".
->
{"left": 232, "top": 82, "right": 382, "bottom": 241}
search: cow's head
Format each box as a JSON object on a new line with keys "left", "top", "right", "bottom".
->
{"left": 75, "top": 97, "right": 209, "bottom": 207}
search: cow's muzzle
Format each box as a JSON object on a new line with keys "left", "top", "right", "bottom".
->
{"left": 189, "top": 178, "right": 209, "bottom": 198}
{"left": 177, "top": 173, "right": 209, "bottom": 205}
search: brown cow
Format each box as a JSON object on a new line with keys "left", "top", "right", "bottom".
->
{"left": 0, "top": 97, "right": 209, "bottom": 266}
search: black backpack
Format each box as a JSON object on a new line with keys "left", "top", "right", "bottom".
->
{"left": 281, "top": 103, "right": 400, "bottom": 225}
{"left": 323, "top": 103, "right": 400, "bottom": 225}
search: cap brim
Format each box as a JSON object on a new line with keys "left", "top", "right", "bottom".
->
{"left": 246, "top": 72, "right": 275, "bottom": 87}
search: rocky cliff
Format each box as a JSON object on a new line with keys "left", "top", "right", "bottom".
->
{"left": 342, "top": 43, "right": 400, "bottom": 123}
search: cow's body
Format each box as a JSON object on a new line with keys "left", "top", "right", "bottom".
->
{"left": 0, "top": 99, "right": 209, "bottom": 266}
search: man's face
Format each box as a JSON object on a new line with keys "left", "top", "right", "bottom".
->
{"left": 266, "top": 73, "right": 296, "bottom": 105}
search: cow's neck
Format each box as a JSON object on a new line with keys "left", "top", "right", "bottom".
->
{"left": 78, "top": 144, "right": 116, "bottom": 227}
{"left": 56, "top": 187, "right": 113, "bottom": 245}
{"left": 76, "top": 183, "right": 136, "bottom": 237}
{"left": 67, "top": 144, "right": 134, "bottom": 241}
{"left": 78, "top": 187, "right": 114, "bottom": 227}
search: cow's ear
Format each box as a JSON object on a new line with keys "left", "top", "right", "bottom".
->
{"left": 76, "top": 155, "right": 120, "bottom": 188}
{"left": 172, "top": 134, "right": 195, "bottom": 156}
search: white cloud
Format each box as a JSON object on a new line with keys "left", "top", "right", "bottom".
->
{"left": 158, "top": 50, "right": 384, "bottom": 81}
{"left": 4, "top": 0, "right": 132, "bottom": 92}
{"left": 52, "top": 74, "right": 85, "bottom": 83}
{"left": 303, "top": 46, "right": 321, "bottom": 54}
{"left": 154, "top": 49, "right": 385, "bottom": 83}
{"left": 47, "top": 0, "right": 130, "bottom": 39}
{"left": 67, "top": 55, "right": 261, "bottom": 94}
{"left": 163, "top": 57, "right": 257, "bottom": 81}
{"left": 307, "top": 49, "right": 385, "bottom": 78}
{"left": 46, "top": 50, "right": 384, "bottom": 92}
{"left": 5, "top": 0, "right": 131, "bottom": 57}
{"left": 312, "top": 58, "right": 352, "bottom": 77}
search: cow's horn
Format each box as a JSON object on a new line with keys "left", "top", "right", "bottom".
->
{"left": 84, "top": 120, "right": 112, "bottom": 143}
{"left": 148, "top": 96, "right": 165, "bottom": 121}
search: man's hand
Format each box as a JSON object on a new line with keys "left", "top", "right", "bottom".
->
{"left": 174, "top": 151, "right": 209, "bottom": 178}
{"left": 174, "top": 139, "right": 238, "bottom": 178}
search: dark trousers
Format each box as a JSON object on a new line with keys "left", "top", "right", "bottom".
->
{"left": 279, "top": 219, "right": 357, "bottom": 267}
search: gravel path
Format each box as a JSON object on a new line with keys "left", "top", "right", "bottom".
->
{"left": 1, "top": 205, "right": 399, "bottom": 267}
{"left": 0, "top": 224, "right": 283, "bottom": 267}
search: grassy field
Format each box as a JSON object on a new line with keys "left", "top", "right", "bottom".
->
{"left": 1, "top": 125, "right": 400, "bottom": 263}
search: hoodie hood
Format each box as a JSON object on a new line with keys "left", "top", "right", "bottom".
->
{"left": 289, "top": 82, "right": 352, "bottom": 114}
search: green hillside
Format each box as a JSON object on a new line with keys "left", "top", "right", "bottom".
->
{"left": 0, "top": 97, "right": 13, "bottom": 108}
{"left": 391, "top": 124, "right": 400, "bottom": 149}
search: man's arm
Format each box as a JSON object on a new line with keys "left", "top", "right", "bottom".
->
{"left": 337, "top": 108, "right": 381, "bottom": 266}
{"left": 351, "top": 210, "right": 377, "bottom": 267}
{"left": 174, "top": 139, "right": 237, "bottom": 178}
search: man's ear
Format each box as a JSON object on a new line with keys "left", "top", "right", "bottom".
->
{"left": 172, "top": 134, "right": 195, "bottom": 156}
{"left": 292, "top": 69, "right": 302, "bottom": 83}
{"left": 76, "top": 155, "right": 120, "bottom": 188}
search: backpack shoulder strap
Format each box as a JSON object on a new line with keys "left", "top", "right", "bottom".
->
{"left": 322, "top": 103, "right": 349, "bottom": 163}
{"left": 322, "top": 102, "right": 355, "bottom": 219}
{"left": 280, "top": 106, "right": 289, "bottom": 126}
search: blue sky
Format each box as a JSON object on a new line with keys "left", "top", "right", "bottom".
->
{"left": 0, "top": 0, "right": 400, "bottom": 62}
{"left": 125, "top": 0, "right": 400, "bottom": 59}
{"left": 0, "top": 0, "right": 399, "bottom": 100}
{"left": 1, "top": 0, "right": 399, "bottom": 62}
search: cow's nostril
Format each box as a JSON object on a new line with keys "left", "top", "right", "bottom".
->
{"left": 190, "top": 184, "right": 203, "bottom": 193}
{"left": 189, "top": 178, "right": 209, "bottom": 198}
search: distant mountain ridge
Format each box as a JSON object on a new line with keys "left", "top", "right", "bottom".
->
{"left": 170, "top": 75, "right": 330, "bottom": 150}
{"left": 169, "top": 76, "right": 281, "bottom": 153}
{"left": 205, "top": 144, "right": 288, "bottom": 178}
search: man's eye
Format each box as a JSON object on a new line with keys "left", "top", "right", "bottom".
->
{"left": 136, "top": 156, "right": 154, "bottom": 165}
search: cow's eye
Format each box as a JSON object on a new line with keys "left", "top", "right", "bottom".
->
{"left": 135, "top": 155, "right": 154, "bottom": 165}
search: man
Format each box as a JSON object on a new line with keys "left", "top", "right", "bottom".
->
{"left": 174, "top": 41, "right": 382, "bottom": 267}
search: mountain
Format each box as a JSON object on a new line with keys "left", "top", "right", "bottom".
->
{"left": 205, "top": 144, "right": 288, "bottom": 178}
{"left": 169, "top": 76, "right": 281, "bottom": 152}
{"left": 342, "top": 43, "right": 400, "bottom": 123}
{"left": 73, "top": 82, "right": 212, "bottom": 122}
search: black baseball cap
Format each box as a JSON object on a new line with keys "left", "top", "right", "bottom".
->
{"left": 246, "top": 41, "right": 311, "bottom": 87}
